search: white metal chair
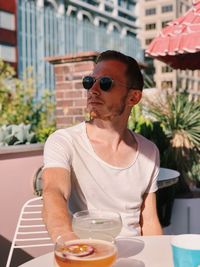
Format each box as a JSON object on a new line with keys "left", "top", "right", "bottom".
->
{"left": 6, "top": 197, "right": 54, "bottom": 267}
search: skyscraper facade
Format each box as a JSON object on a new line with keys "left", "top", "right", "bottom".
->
{"left": 138, "top": 0, "right": 200, "bottom": 96}
{"left": 17, "top": 0, "right": 143, "bottom": 98}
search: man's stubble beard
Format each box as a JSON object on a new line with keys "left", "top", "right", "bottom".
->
{"left": 87, "top": 94, "right": 127, "bottom": 121}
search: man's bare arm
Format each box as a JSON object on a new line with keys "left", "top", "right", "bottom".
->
{"left": 140, "top": 192, "right": 163, "bottom": 235}
{"left": 42, "top": 167, "right": 75, "bottom": 242}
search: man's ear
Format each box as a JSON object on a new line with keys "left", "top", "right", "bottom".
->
{"left": 127, "top": 90, "right": 142, "bottom": 106}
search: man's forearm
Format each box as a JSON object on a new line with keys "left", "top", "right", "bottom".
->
{"left": 140, "top": 192, "right": 163, "bottom": 236}
{"left": 141, "top": 219, "right": 163, "bottom": 235}
{"left": 42, "top": 190, "right": 74, "bottom": 242}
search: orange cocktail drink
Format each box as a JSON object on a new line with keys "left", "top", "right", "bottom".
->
{"left": 54, "top": 238, "right": 117, "bottom": 267}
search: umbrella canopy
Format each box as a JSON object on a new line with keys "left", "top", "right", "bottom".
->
{"left": 146, "top": 1, "right": 200, "bottom": 70}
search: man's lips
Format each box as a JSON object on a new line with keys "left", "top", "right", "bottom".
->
{"left": 87, "top": 98, "right": 104, "bottom": 105}
{"left": 88, "top": 101, "right": 102, "bottom": 105}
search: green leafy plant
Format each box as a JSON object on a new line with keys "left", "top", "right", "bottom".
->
{"left": 0, "top": 124, "right": 37, "bottom": 146}
{"left": 143, "top": 92, "right": 200, "bottom": 195}
{"left": 35, "top": 126, "right": 56, "bottom": 143}
{"left": 128, "top": 104, "right": 169, "bottom": 156}
{"left": 0, "top": 60, "right": 56, "bottom": 144}
{"left": 187, "top": 158, "right": 200, "bottom": 187}
{"left": 128, "top": 92, "right": 200, "bottom": 226}
{"left": 128, "top": 104, "right": 153, "bottom": 134}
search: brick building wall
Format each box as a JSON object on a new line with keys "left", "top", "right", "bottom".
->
{"left": 47, "top": 51, "right": 99, "bottom": 128}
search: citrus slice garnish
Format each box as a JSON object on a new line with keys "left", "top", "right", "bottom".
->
{"left": 62, "top": 244, "right": 94, "bottom": 258}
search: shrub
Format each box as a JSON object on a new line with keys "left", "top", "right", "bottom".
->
{"left": 142, "top": 91, "right": 200, "bottom": 195}
{"left": 0, "top": 60, "right": 56, "bottom": 144}
{"left": 0, "top": 124, "right": 37, "bottom": 146}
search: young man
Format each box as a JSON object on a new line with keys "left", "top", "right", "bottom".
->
{"left": 42, "top": 50, "right": 163, "bottom": 242}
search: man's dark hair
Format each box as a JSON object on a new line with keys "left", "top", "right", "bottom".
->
{"left": 96, "top": 50, "right": 144, "bottom": 91}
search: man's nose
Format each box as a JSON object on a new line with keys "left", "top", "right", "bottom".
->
{"left": 90, "top": 80, "right": 100, "bottom": 95}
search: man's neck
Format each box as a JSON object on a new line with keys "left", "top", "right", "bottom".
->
{"left": 85, "top": 119, "right": 138, "bottom": 167}
{"left": 86, "top": 118, "right": 132, "bottom": 150}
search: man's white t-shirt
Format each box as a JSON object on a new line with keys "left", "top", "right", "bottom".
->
{"left": 43, "top": 122, "right": 160, "bottom": 237}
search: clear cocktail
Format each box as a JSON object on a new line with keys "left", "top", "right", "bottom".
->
{"left": 72, "top": 210, "right": 122, "bottom": 240}
{"left": 54, "top": 238, "right": 117, "bottom": 267}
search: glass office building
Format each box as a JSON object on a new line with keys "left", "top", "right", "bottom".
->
{"left": 17, "top": 0, "right": 143, "bottom": 98}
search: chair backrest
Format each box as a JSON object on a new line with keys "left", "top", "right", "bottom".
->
{"left": 33, "top": 166, "right": 43, "bottom": 196}
{"left": 6, "top": 197, "right": 54, "bottom": 267}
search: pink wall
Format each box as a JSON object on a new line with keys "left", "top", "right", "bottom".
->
{"left": 0, "top": 146, "right": 43, "bottom": 242}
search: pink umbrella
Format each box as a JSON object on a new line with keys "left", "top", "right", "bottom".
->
{"left": 146, "top": 1, "right": 200, "bottom": 70}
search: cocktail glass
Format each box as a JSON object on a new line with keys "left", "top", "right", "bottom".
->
{"left": 54, "top": 233, "right": 117, "bottom": 267}
{"left": 72, "top": 210, "right": 122, "bottom": 240}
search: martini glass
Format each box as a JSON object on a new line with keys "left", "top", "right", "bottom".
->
{"left": 72, "top": 210, "right": 122, "bottom": 241}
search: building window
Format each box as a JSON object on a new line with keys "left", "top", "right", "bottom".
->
{"left": 0, "top": 11, "right": 15, "bottom": 31}
{"left": 113, "top": 25, "right": 120, "bottom": 33}
{"left": 85, "top": 0, "right": 99, "bottom": 7}
{"left": 179, "top": 3, "right": 190, "bottom": 14}
{"left": 118, "top": 12, "right": 135, "bottom": 22}
{"left": 83, "top": 14, "right": 91, "bottom": 22}
{"left": 105, "top": 5, "right": 113, "bottom": 13}
{"left": 145, "top": 23, "right": 156, "bottom": 30}
{"left": 145, "top": 8, "right": 156, "bottom": 16}
{"left": 127, "top": 31, "right": 136, "bottom": 37}
{"left": 127, "top": 2, "right": 134, "bottom": 11}
{"left": 118, "top": 0, "right": 127, "bottom": 8}
{"left": 162, "top": 66, "right": 173, "bottom": 73}
{"left": 44, "top": 1, "right": 56, "bottom": 10}
{"left": 162, "top": 20, "right": 170, "bottom": 28}
{"left": 161, "top": 80, "right": 173, "bottom": 89}
{"left": 145, "top": 38, "right": 153, "bottom": 45}
{"left": 0, "top": 44, "right": 16, "bottom": 62}
{"left": 162, "top": 5, "right": 173, "bottom": 13}
{"left": 70, "top": 10, "right": 76, "bottom": 17}
{"left": 118, "top": 0, "right": 134, "bottom": 11}
{"left": 179, "top": 3, "right": 183, "bottom": 14}
{"left": 99, "top": 20, "right": 107, "bottom": 28}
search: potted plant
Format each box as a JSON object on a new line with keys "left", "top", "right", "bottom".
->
{"left": 128, "top": 91, "right": 200, "bottom": 229}
{"left": 143, "top": 91, "right": 200, "bottom": 196}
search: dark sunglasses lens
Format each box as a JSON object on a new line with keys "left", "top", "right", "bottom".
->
{"left": 100, "top": 77, "right": 112, "bottom": 91}
{"left": 82, "top": 76, "right": 94, "bottom": 90}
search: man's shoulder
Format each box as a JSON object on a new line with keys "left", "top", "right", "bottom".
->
{"left": 133, "top": 132, "right": 159, "bottom": 164}
{"left": 46, "top": 122, "right": 85, "bottom": 144}
{"left": 52, "top": 122, "right": 84, "bottom": 137}
{"left": 133, "top": 132, "right": 158, "bottom": 152}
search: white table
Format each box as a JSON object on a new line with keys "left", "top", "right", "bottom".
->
{"left": 157, "top": 168, "right": 180, "bottom": 189}
{"left": 19, "top": 235, "right": 174, "bottom": 267}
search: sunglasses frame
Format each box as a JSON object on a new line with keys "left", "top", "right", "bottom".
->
{"left": 82, "top": 76, "right": 131, "bottom": 92}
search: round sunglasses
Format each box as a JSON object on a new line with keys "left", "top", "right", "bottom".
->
{"left": 82, "top": 76, "right": 130, "bottom": 92}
